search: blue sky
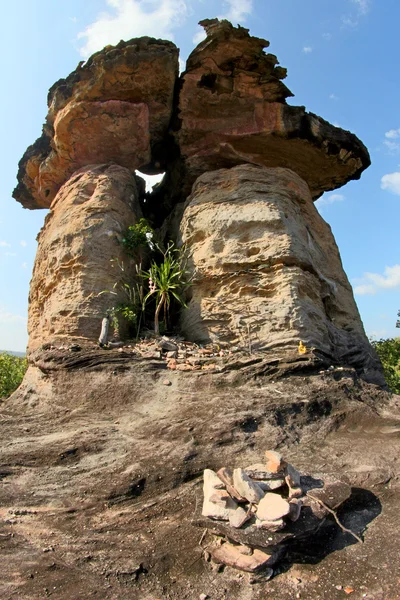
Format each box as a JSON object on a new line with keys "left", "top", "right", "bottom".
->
{"left": 1, "top": 0, "right": 399, "bottom": 351}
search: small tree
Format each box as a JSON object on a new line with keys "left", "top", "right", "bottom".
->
{"left": 142, "top": 243, "right": 190, "bottom": 335}
{"left": 371, "top": 337, "right": 400, "bottom": 394}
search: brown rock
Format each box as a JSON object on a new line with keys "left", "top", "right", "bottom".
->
{"left": 27, "top": 164, "right": 141, "bottom": 354}
{"left": 256, "top": 493, "right": 290, "bottom": 521}
{"left": 265, "top": 451, "right": 287, "bottom": 474}
{"left": 179, "top": 165, "right": 384, "bottom": 383}
{"left": 210, "top": 542, "right": 277, "bottom": 572}
{"left": 177, "top": 19, "right": 370, "bottom": 200}
{"left": 233, "top": 469, "right": 264, "bottom": 504}
{"left": 14, "top": 37, "right": 178, "bottom": 209}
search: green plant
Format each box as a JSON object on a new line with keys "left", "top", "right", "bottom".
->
{"left": 121, "top": 219, "right": 155, "bottom": 257}
{"left": 142, "top": 242, "right": 191, "bottom": 335}
{"left": 0, "top": 353, "right": 27, "bottom": 399}
{"left": 371, "top": 337, "right": 400, "bottom": 393}
{"left": 99, "top": 259, "right": 144, "bottom": 338}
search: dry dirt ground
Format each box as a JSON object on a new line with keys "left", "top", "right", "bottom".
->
{"left": 1, "top": 348, "right": 400, "bottom": 600}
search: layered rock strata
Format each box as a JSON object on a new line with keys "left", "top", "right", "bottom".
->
{"left": 180, "top": 164, "right": 380, "bottom": 378}
{"left": 176, "top": 19, "right": 370, "bottom": 199}
{"left": 14, "top": 38, "right": 179, "bottom": 209}
{"left": 13, "top": 20, "right": 382, "bottom": 383}
{"left": 28, "top": 164, "right": 141, "bottom": 353}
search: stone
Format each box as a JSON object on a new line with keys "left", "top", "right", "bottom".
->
{"left": 217, "top": 468, "right": 247, "bottom": 502}
{"left": 27, "top": 164, "right": 142, "bottom": 354}
{"left": 210, "top": 542, "right": 278, "bottom": 573}
{"left": 244, "top": 463, "right": 284, "bottom": 480}
{"left": 288, "top": 499, "right": 303, "bottom": 522}
{"left": 162, "top": 379, "right": 172, "bottom": 386}
{"left": 256, "top": 493, "right": 291, "bottom": 521}
{"left": 229, "top": 507, "right": 252, "bottom": 529}
{"left": 255, "top": 518, "right": 285, "bottom": 532}
{"left": 265, "top": 451, "right": 286, "bottom": 474}
{"left": 304, "top": 474, "right": 352, "bottom": 516}
{"left": 176, "top": 19, "right": 370, "bottom": 201}
{"left": 257, "top": 479, "right": 285, "bottom": 492}
{"left": 285, "top": 463, "right": 302, "bottom": 487}
{"left": 233, "top": 469, "right": 264, "bottom": 504}
{"left": 202, "top": 469, "right": 237, "bottom": 520}
{"left": 179, "top": 165, "right": 384, "bottom": 384}
{"left": 158, "top": 338, "right": 179, "bottom": 351}
{"left": 14, "top": 37, "right": 178, "bottom": 209}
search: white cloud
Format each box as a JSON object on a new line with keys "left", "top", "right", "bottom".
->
{"left": 21, "top": 262, "right": 28, "bottom": 270}
{"left": 381, "top": 172, "right": 400, "bottom": 195}
{"left": 0, "top": 240, "right": 11, "bottom": 247}
{"left": 20, "top": 240, "right": 27, "bottom": 247}
{"left": 4, "top": 252, "right": 17, "bottom": 257}
{"left": 329, "top": 93, "right": 338, "bottom": 100}
{"left": 322, "top": 32, "right": 332, "bottom": 41}
{"left": 303, "top": 46, "right": 313, "bottom": 54}
{"left": 221, "top": 0, "right": 253, "bottom": 23}
{"left": 385, "top": 128, "right": 400, "bottom": 139}
{"left": 352, "top": 0, "right": 371, "bottom": 15}
{"left": 315, "top": 193, "right": 345, "bottom": 208}
{"left": 354, "top": 264, "right": 400, "bottom": 295}
{"left": 78, "top": 0, "right": 189, "bottom": 58}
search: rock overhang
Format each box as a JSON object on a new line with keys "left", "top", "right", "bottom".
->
{"left": 13, "top": 36, "right": 179, "bottom": 209}
{"left": 13, "top": 19, "right": 370, "bottom": 211}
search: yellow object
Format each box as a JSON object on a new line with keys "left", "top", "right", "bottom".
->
{"left": 298, "top": 340, "right": 307, "bottom": 354}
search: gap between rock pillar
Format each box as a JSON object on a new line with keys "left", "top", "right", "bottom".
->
{"left": 27, "top": 164, "right": 142, "bottom": 355}
{"left": 179, "top": 165, "right": 383, "bottom": 383}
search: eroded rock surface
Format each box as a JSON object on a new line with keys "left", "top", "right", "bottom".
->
{"left": 14, "top": 38, "right": 178, "bottom": 208}
{"left": 176, "top": 19, "right": 370, "bottom": 199}
{"left": 28, "top": 164, "right": 141, "bottom": 354}
{"left": 180, "top": 164, "right": 382, "bottom": 382}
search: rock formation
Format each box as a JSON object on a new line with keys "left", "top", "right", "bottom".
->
{"left": 28, "top": 164, "right": 142, "bottom": 353}
{"left": 13, "top": 19, "right": 382, "bottom": 382}
{"left": 6, "top": 19, "right": 400, "bottom": 600}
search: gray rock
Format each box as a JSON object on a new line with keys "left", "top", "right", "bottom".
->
{"left": 233, "top": 469, "right": 264, "bottom": 504}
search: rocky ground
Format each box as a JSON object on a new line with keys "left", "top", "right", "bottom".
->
{"left": 0, "top": 345, "right": 399, "bottom": 599}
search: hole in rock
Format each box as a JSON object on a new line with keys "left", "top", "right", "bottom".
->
{"left": 135, "top": 171, "right": 166, "bottom": 198}
{"left": 198, "top": 73, "right": 217, "bottom": 92}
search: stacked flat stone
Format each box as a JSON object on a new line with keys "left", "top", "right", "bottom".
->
{"left": 201, "top": 450, "right": 351, "bottom": 573}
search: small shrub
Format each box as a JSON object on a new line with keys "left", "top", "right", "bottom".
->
{"left": 121, "top": 219, "right": 155, "bottom": 256}
{"left": 371, "top": 337, "right": 400, "bottom": 393}
{"left": 0, "top": 353, "right": 27, "bottom": 399}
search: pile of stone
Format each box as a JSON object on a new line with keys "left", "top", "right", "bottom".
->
{"left": 198, "top": 451, "right": 352, "bottom": 575}
{"left": 116, "top": 336, "right": 236, "bottom": 372}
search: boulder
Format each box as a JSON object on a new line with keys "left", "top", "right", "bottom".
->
{"left": 27, "top": 164, "right": 141, "bottom": 354}
{"left": 179, "top": 164, "right": 384, "bottom": 383}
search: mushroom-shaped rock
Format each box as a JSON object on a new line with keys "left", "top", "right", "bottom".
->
{"left": 176, "top": 19, "right": 370, "bottom": 199}
{"left": 14, "top": 37, "right": 179, "bottom": 209}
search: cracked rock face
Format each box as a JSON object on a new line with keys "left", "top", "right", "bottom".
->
{"left": 179, "top": 164, "right": 381, "bottom": 380}
{"left": 14, "top": 38, "right": 179, "bottom": 209}
{"left": 27, "top": 164, "right": 141, "bottom": 354}
{"left": 176, "top": 19, "right": 370, "bottom": 199}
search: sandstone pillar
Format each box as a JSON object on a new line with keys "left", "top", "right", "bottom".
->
{"left": 180, "top": 165, "right": 379, "bottom": 377}
{"left": 27, "top": 164, "right": 141, "bottom": 353}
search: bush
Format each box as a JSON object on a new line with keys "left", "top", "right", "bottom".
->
{"left": 370, "top": 338, "right": 400, "bottom": 393}
{"left": 0, "top": 353, "right": 27, "bottom": 399}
